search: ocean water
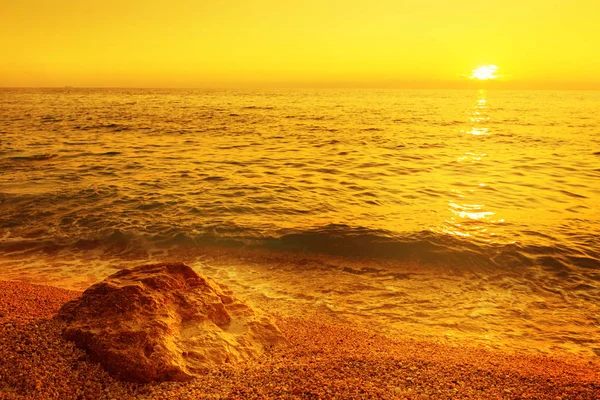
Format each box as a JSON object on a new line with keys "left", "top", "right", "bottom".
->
{"left": 1, "top": 88, "right": 599, "bottom": 357}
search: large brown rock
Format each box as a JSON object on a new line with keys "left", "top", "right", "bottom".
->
{"left": 57, "top": 262, "right": 286, "bottom": 382}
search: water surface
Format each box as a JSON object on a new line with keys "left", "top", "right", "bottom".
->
{"left": 1, "top": 88, "right": 599, "bottom": 357}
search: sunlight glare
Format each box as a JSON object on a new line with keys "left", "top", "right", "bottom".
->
{"left": 471, "top": 65, "right": 498, "bottom": 80}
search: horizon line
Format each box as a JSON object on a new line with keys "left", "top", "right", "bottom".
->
{"left": 1, "top": 85, "right": 599, "bottom": 91}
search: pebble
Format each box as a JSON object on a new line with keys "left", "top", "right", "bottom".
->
{"left": 1, "top": 280, "right": 599, "bottom": 400}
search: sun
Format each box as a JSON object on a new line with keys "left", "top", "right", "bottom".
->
{"left": 471, "top": 65, "right": 498, "bottom": 80}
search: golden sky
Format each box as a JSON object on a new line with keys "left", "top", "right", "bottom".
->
{"left": 1, "top": 0, "right": 598, "bottom": 89}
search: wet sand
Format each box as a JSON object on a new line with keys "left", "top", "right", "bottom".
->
{"left": 1, "top": 280, "right": 599, "bottom": 399}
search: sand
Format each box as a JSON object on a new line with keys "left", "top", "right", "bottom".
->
{"left": 0, "top": 280, "right": 599, "bottom": 399}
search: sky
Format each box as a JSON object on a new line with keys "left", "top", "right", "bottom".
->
{"left": 1, "top": 0, "right": 598, "bottom": 89}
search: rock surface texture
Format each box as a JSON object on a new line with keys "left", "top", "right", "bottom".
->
{"left": 58, "top": 262, "right": 286, "bottom": 382}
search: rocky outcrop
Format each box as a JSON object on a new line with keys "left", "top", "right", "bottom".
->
{"left": 57, "top": 262, "right": 286, "bottom": 382}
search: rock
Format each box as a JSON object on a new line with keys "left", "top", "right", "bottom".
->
{"left": 57, "top": 262, "right": 286, "bottom": 382}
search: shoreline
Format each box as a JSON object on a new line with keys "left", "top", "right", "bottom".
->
{"left": 1, "top": 279, "right": 599, "bottom": 399}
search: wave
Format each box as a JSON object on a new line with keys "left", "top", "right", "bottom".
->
{"left": 1, "top": 223, "right": 597, "bottom": 275}
{"left": 8, "top": 153, "right": 58, "bottom": 162}
{"left": 266, "top": 225, "right": 598, "bottom": 273}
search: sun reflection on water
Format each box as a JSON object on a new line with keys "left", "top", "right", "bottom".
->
{"left": 449, "top": 202, "right": 495, "bottom": 221}
{"left": 443, "top": 90, "right": 504, "bottom": 242}
{"left": 457, "top": 151, "right": 487, "bottom": 162}
{"left": 466, "top": 127, "right": 490, "bottom": 135}
{"left": 443, "top": 199, "right": 498, "bottom": 241}
{"left": 466, "top": 90, "right": 491, "bottom": 129}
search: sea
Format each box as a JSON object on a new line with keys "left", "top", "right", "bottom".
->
{"left": 1, "top": 88, "right": 599, "bottom": 358}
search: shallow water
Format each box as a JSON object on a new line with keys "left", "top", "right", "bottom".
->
{"left": 1, "top": 88, "right": 599, "bottom": 358}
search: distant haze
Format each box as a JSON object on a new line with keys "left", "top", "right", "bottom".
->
{"left": 1, "top": 0, "right": 599, "bottom": 89}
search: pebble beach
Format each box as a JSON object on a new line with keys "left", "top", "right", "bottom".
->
{"left": 1, "top": 280, "right": 598, "bottom": 400}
